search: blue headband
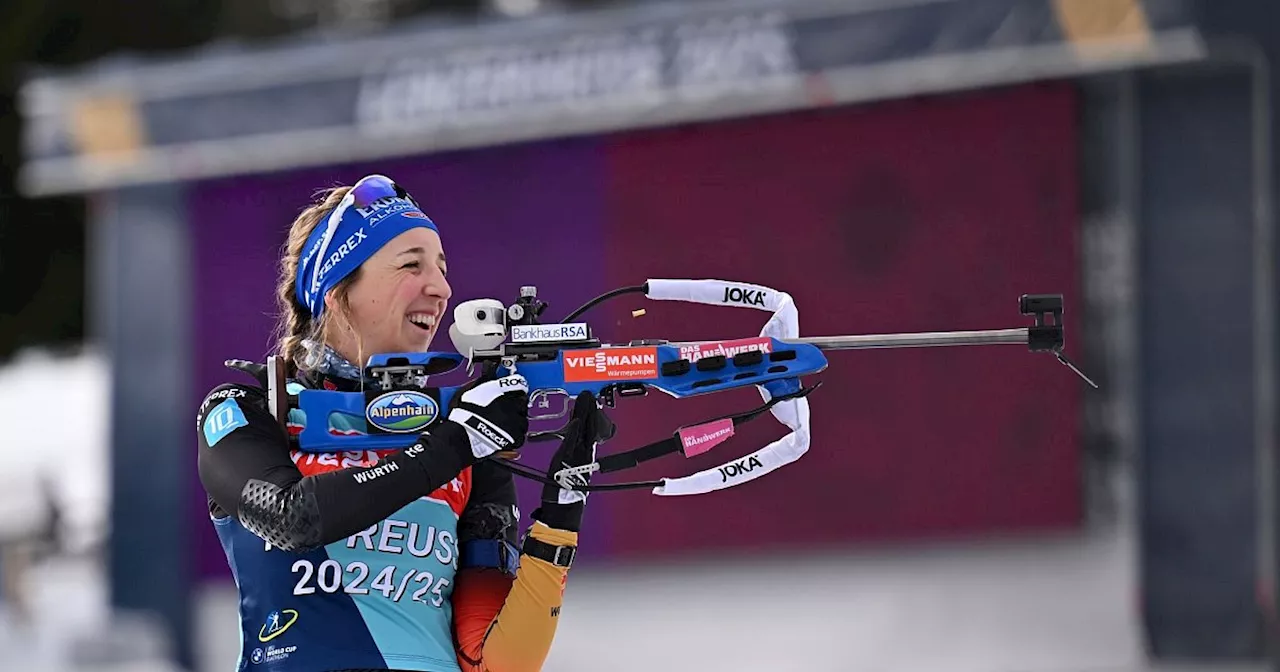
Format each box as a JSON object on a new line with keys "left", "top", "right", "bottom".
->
{"left": 295, "top": 174, "right": 439, "bottom": 319}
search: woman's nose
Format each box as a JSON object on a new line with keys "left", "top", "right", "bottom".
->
{"left": 426, "top": 270, "right": 452, "bottom": 302}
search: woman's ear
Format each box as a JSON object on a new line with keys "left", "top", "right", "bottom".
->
{"left": 323, "top": 292, "right": 351, "bottom": 331}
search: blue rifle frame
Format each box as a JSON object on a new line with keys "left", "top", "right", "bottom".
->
{"left": 291, "top": 337, "right": 827, "bottom": 454}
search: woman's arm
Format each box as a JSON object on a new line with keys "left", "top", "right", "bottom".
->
{"left": 453, "top": 391, "right": 610, "bottom": 672}
{"left": 453, "top": 526, "right": 578, "bottom": 672}
{"left": 196, "top": 381, "right": 485, "bottom": 552}
{"left": 453, "top": 459, "right": 581, "bottom": 672}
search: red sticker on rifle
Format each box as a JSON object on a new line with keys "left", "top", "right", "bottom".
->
{"left": 678, "top": 418, "right": 735, "bottom": 457}
{"left": 562, "top": 347, "right": 659, "bottom": 382}
{"left": 677, "top": 337, "right": 772, "bottom": 363}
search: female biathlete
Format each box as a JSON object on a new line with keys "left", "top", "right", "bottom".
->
{"left": 195, "top": 174, "right": 609, "bottom": 672}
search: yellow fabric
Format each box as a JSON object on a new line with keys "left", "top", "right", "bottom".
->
{"left": 454, "top": 522, "right": 578, "bottom": 672}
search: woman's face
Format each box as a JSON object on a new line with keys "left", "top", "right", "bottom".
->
{"left": 328, "top": 227, "right": 452, "bottom": 359}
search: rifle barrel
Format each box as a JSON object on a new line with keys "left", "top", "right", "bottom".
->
{"left": 778, "top": 327, "right": 1029, "bottom": 350}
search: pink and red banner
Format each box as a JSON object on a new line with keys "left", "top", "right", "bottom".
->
{"left": 189, "top": 82, "right": 1081, "bottom": 580}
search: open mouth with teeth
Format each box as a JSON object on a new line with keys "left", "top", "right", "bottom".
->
{"left": 407, "top": 313, "right": 436, "bottom": 332}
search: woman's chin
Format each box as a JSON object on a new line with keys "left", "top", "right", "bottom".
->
{"left": 399, "top": 326, "right": 436, "bottom": 352}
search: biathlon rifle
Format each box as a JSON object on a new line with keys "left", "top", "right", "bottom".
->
{"left": 266, "top": 279, "right": 1095, "bottom": 497}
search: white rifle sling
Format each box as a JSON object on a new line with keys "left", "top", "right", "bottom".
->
{"left": 643, "top": 279, "right": 812, "bottom": 496}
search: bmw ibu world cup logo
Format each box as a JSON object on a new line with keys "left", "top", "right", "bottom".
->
{"left": 366, "top": 391, "right": 439, "bottom": 433}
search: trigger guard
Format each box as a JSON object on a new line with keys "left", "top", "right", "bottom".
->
{"left": 528, "top": 388, "right": 571, "bottom": 421}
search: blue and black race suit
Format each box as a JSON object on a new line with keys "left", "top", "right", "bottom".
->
{"left": 196, "top": 362, "right": 520, "bottom": 672}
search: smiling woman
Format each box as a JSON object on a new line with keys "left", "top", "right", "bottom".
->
{"left": 304, "top": 224, "right": 451, "bottom": 372}
{"left": 274, "top": 179, "right": 452, "bottom": 376}
{"left": 194, "top": 174, "right": 611, "bottom": 672}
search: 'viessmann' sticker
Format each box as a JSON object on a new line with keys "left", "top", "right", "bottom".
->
{"left": 562, "top": 347, "right": 659, "bottom": 382}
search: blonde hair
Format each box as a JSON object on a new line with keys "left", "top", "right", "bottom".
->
{"left": 273, "top": 185, "right": 362, "bottom": 375}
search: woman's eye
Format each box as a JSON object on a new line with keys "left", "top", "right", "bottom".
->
{"left": 401, "top": 261, "right": 420, "bottom": 270}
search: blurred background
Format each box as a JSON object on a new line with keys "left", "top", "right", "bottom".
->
{"left": 0, "top": 0, "right": 1276, "bottom": 671}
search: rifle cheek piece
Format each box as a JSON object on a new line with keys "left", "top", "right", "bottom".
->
{"left": 449, "top": 298, "right": 508, "bottom": 357}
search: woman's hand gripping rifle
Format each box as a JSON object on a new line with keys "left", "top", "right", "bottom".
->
{"left": 527, "top": 391, "right": 615, "bottom": 532}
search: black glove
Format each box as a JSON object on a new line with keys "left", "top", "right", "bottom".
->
{"left": 531, "top": 391, "right": 615, "bottom": 532}
{"left": 445, "top": 373, "right": 530, "bottom": 461}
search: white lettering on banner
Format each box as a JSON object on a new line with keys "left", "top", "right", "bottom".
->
{"left": 354, "top": 12, "right": 797, "bottom": 132}
{"left": 717, "top": 455, "right": 764, "bottom": 482}
{"left": 510, "top": 323, "right": 590, "bottom": 343}
{"left": 672, "top": 12, "right": 796, "bottom": 90}
{"left": 722, "top": 286, "right": 767, "bottom": 306}
{"left": 290, "top": 559, "right": 451, "bottom": 607}
{"left": 356, "top": 33, "right": 665, "bottom": 130}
